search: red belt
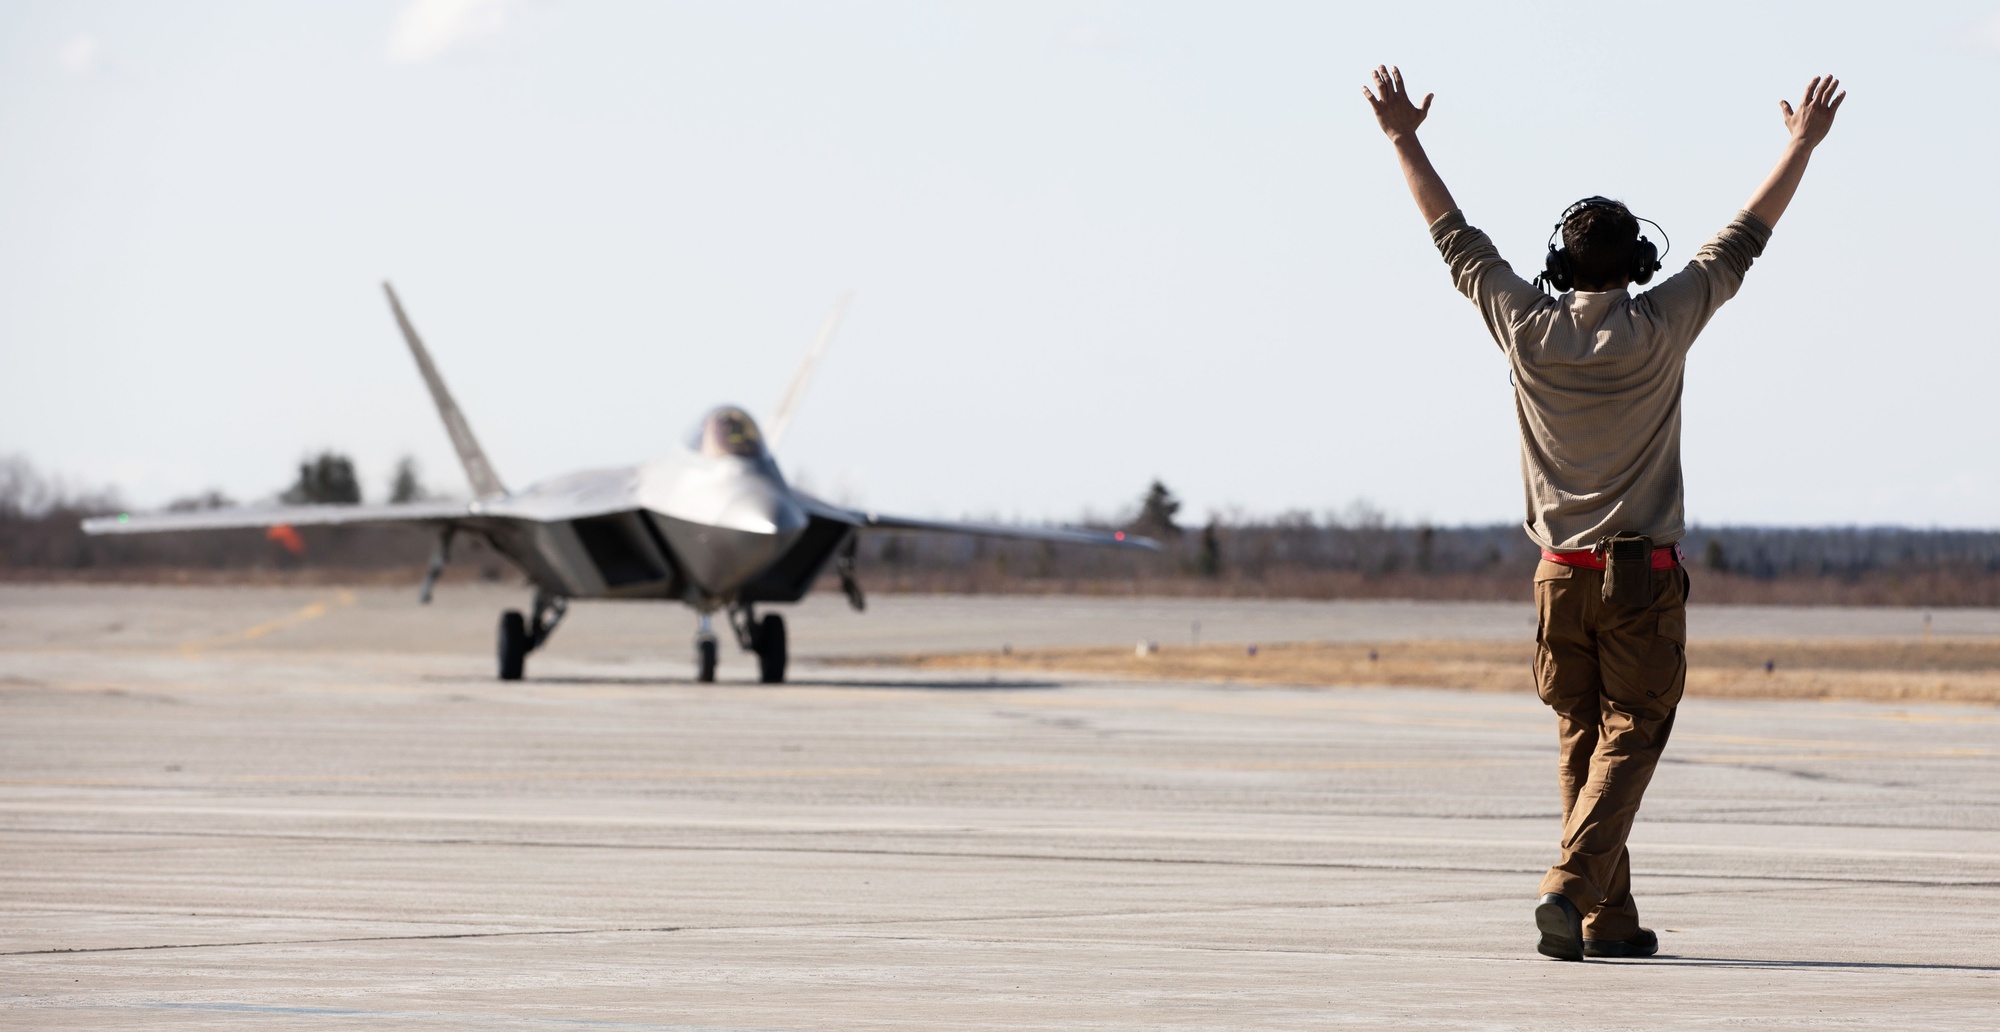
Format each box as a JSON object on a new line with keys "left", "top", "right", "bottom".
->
{"left": 1541, "top": 545, "right": 1682, "bottom": 571}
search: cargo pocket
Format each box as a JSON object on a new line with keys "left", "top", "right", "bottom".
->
{"left": 1640, "top": 607, "right": 1688, "bottom": 708}
{"left": 1533, "top": 635, "right": 1556, "bottom": 706}
{"left": 1533, "top": 562, "right": 1582, "bottom": 709}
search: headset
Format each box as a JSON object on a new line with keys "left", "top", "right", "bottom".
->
{"left": 1534, "top": 196, "right": 1670, "bottom": 293}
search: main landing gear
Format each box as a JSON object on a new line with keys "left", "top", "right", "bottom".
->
{"left": 497, "top": 590, "right": 567, "bottom": 681}
{"left": 726, "top": 604, "right": 788, "bottom": 684}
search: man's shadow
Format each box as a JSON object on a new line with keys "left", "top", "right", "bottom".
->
{"left": 1621, "top": 957, "right": 2000, "bottom": 973}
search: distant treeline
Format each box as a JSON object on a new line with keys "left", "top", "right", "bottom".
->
{"left": 0, "top": 453, "right": 510, "bottom": 585}
{"left": 852, "top": 516, "right": 2000, "bottom": 606}
{"left": 4, "top": 459, "right": 1997, "bottom": 605}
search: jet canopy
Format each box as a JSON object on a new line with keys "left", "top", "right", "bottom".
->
{"left": 689, "top": 406, "right": 767, "bottom": 459}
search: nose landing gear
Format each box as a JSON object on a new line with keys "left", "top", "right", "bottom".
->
{"left": 697, "top": 637, "right": 719, "bottom": 683}
{"left": 696, "top": 613, "right": 719, "bottom": 683}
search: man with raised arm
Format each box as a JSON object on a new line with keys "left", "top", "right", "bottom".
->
{"left": 1362, "top": 66, "right": 1844, "bottom": 961}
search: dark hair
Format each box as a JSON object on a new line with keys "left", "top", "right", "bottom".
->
{"left": 1561, "top": 200, "right": 1640, "bottom": 289}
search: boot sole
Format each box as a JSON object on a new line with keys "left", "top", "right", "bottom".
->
{"left": 1583, "top": 935, "right": 1659, "bottom": 959}
{"left": 1535, "top": 899, "right": 1584, "bottom": 961}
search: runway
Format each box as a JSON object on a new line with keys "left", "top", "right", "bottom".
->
{"left": 3, "top": 585, "right": 1998, "bottom": 1029}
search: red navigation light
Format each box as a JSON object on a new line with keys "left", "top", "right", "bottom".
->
{"left": 1114, "top": 531, "right": 1125, "bottom": 541}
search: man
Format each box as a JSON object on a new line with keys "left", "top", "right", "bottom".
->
{"left": 1362, "top": 66, "right": 1844, "bottom": 961}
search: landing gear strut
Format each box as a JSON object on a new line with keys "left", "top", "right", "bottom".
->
{"left": 496, "top": 589, "right": 567, "bottom": 681}
{"left": 835, "top": 534, "right": 865, "bottom": 612}
{"left": 728, "top": 603, "right": 788, "bottom": 684}
{"left": 419, "top": 527, "right": 455, "bottom": 604}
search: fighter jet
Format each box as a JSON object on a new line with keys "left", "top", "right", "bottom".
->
{"left": 83, "top": 285, "right": 1158, "bottom": 682}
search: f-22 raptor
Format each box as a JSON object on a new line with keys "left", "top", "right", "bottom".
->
{"left": 84, "top": 286, "right": 1158, "bottom": 682}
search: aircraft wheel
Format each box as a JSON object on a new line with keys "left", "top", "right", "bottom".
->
{"left": 696, "top": 638, "right": 718, "bottom": 683}
{"left": 754, "top": 613, "right": 787, "bottom": 684}
{"left": 498, "top": 610, "right": 528, "bottom": 681}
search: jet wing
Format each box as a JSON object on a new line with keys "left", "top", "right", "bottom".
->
{"left": 859, "top": 512, "right": 1161, "bottom": 550}
{"left": 789, "top": 493, "right": 1158, "bottom": 551}
{"left": 81, "top": 465, "right": 652, "bottom": 538}
{"left": 80, "top": 500, "right": 476, "bottom": 536}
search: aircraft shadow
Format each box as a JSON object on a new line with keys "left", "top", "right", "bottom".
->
{"left": 788, "top": 676, "right": 1061, "bottom": 691}
{"left": 429, "top": 674, "right": 1062, "bottom": 692}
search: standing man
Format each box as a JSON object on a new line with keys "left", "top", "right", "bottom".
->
{"left": 1363, "top": 66, "right": 1844, "bottom": 961}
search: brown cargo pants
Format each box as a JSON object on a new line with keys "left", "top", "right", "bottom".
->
{"left": 1533, "top": 558, "right": 1689, "bottom": 941}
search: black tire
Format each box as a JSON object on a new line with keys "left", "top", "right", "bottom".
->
{"left": 498, "top": 610, "right": 528, "bottom": 681}
{"left": 754, "top": 613, "right": 788, "bottom": 684}
{"left": 696, "top": 638, "right": 718, "bottom": 683}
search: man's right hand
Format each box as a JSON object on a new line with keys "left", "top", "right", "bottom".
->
{"left": 1745, "top": 73, "right": 1847, "bottom": 228}
{"left": 1363, "top": 65, "right": 1432, "bottom": 141}
{"left": 1779, "top": 74, "right": 1845, "bottom": 148}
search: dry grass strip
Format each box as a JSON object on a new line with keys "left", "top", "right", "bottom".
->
{"left": 853, "top": 639, "right": 2000, "bottom": 705}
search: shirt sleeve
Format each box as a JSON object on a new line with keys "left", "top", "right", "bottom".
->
{"left": 1429, "top": 210, "right": 1553, "bottom": 354}
{"left": 1638, "top": 210, "right": 1773, "bottom": 350}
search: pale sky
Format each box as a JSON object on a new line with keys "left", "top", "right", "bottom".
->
{"left": 3, "top": 1, "right": 1996, "bottom": 527}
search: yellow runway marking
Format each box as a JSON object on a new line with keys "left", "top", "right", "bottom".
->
{"left": 173, "top": 590, "right": 357, "bottom": 655}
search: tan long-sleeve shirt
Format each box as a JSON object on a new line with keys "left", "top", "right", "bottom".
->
{"left": 1430, "top": 208, "right": 1771, "bottom": 551}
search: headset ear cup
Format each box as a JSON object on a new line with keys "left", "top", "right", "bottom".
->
{"left": 1632, "top": 236, "right": 1660, "bottom": 285}
{"left": 1543, "top": 246, "right": 1572, "bottom": 292}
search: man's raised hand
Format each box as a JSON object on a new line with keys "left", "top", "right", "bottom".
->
{"left": 1744, "top": 74, "right": 1846, "bottom": 227}
{"left": 1363, "top": 65, "right": 1432, "bottom": 140}
{"left": 1364, "top": 65, "right": 1455, "bottom": 223}
{"left": 1780, "top": 74, "right": 1845, "bottom": 148}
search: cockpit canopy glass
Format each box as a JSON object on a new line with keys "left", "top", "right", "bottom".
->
{"left": 689, "top": 406, "right": 766, "bottom": 459}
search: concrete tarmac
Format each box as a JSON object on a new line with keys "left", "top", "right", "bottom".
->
{"left": 2, "top": 585, "right": 1997, "bottom": 1029}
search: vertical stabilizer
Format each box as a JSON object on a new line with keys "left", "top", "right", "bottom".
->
{"left": 383, "top": 282, "right": 508, "bottom": 500}
{"left": 766, "top": 292, "right": 853, "bottom": 451}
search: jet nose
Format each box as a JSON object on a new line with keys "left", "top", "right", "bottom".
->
{"left": 714, "top": 480, "right": 809, "bottom": 537}
{"left": 636, "top": 457, "right": 813, "bottom": 596}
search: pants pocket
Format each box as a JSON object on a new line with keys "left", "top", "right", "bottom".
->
{"left": 1534, "top": 637, "right": 1557, "bottom": 706}
{"left": 1532, "top": 563, "right": 1574, "bottom": 707}
{"left": 1638, "top": 607, "right": 1687, "bottom": 708}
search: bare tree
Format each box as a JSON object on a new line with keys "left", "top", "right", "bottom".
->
{"left": 1129, "top": 480, "right": 1183, "bottom": 539}
{"left": 281, "top": 452, "right": 362, "bottom": 505}
{"left": 167, "top": 490, "right": 234, "bottom": 512}
{"left": 388, "top": 456, "right": 427, "bottom": 503}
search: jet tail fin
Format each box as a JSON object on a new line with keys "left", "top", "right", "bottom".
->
{"left": 383, "top": 282, "right": 508, "bottom": 500}
{"left": 766, "top": 292, "right": 852, "bottom": 451}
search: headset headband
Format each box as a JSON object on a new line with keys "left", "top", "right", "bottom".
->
{"left": 1548, "top": 197, "right": 1671, "bottom": 262}
{"left": 1533, "top": 196, "right": 1671, "bottom": 293}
